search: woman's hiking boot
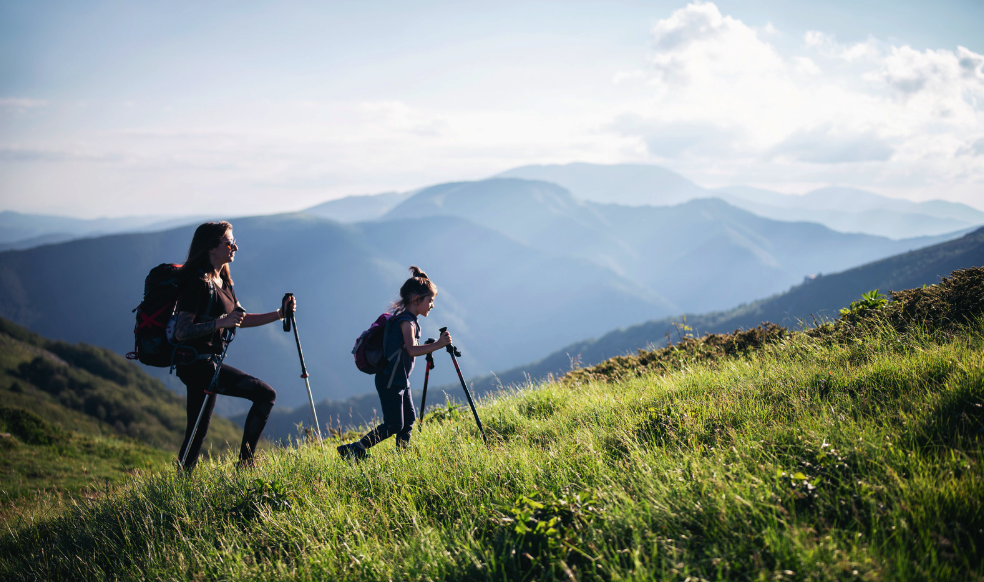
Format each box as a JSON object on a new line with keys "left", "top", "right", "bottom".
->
{"left": 336, "top": 442, "right": 369, "bottom": 461}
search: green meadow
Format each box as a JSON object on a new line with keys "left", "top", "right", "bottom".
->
{"left": 0, "top": 318, "right": 240, "bottom": 520}
{"left": 1, "top": 269, "right": 982, "bottom": 581}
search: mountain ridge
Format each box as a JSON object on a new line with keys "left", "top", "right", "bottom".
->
{"left": 383, "top": 178, "right": 967, "bottom": 313}
{"left": 459, "top": 224, "right": 984, "bottom": 396}
{"left": 494, "top": 162, "right": 983, "bottom": 238}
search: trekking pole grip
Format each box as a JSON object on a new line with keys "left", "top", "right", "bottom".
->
{"left": 424, "top": 338, "right": 436, "bottom": 368}
{"left": 438, "top": 327, "right": 462, "bottom": 357}
{"left": 282, "top": 293, "right": 293, "bottom": 333}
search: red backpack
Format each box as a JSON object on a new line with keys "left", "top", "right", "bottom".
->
{"left": 126, "top": 263, "right": 212, "bottom": 369}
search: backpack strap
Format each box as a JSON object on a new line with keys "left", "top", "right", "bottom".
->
{"left": 383, "top": 311, "right": 417, "bottom": 389}
{"left": 168, "top": 274, "right": 217, "bottom": 374}
{"left": 199, "top": 276, "right": 217, "bottom": 322}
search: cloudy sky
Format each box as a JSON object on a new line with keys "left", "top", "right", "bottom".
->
{"left": 2, "top": 0, "right": 982, "bottom": 218}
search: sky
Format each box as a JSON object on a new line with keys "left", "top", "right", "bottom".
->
{"left": 1, "top": 0, "right": 983, "bottom": 218}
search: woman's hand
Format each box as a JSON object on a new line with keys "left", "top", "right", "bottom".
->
{"left": 216, "top": 311, "right": 245, "bottom": 329}
{"left": 281, "top": 294, "right": 297, "bottom": 318}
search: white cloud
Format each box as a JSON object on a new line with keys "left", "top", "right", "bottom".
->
{"left": 793, "top": 56, "right": 821, "bottom": 75}
{"left": 968, "top": 138, "right": 984, "bottom": 156}
{"left": 610, "top": 1, "right": 984, "bottom": 200}
{"left": 769, "top": 125, "right": 894, "bottom": 164}
{"left": 649, "top": 2, "right": 785, "bottom": 87}
{"left": 802, "top": 31, "right": 878, "bottom": 62}
{"left": 612, "top": 70, "right": 647, "bottom": 84}
{"left": 880, "top": 45, "right": 984, "bottom": 93}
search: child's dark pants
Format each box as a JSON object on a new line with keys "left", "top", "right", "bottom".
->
{"left": 360, "top": 382, "right": 416, "bottom": 449}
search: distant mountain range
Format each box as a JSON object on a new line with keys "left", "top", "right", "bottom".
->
{"left": 462, "top": 225, "right": 984, "bottom": 396}
{"left": 380, "top": 178, "right": 966, "bottom": 313}
{"left": 301, "top": 163, "right": 983, "bottom": 241}
{"left": 305, "top": 191, "right": 412, "bottom": 223}
{"left": 496, "top": 163, "right": 984, "bottom": 239}
{"left": 496, "top": 162, "right": 709, "bottom": 206}
{"left": 714, "top": 185, "right": 984, "bottom": 239}
{"left": 5, "top": 163, "right": 979, "bottom": 251}
{"left": 0, "top": 210, "right": 212, "bottom": 251}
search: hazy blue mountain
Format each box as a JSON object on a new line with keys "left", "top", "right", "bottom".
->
{"left": 304, "top": 191, "right": 412, "bottom": 222}
{"left": 0, "top": 232, "right": 80, "bottom": 251}
{"left": 458, "top": 225, "right": 984, "bottom": 398}
{"left": 590, "top": 198, "right": 968, "bottom": 312}
{"left": 715, "top": 185, "right": 984, "bottom": 238}
{"left": 382, "top": 178, "right": 635, "bottom": 270}
{"left": 495, "top": 162, "right": 708, "bottom": 206}
{"left": 0, "top": 212, "right": 675, "bottom": 413}
{"left": 0, "top": 210, "right": 210, "bottom": 248}
{"left": 800, "top": 187, "right": 984, "bottom": 221}
{"left": 494, "top": 162, "right": 982, "bottom": 239}
{"left": 384, "top": 178, "right": 963, "bottom": 313}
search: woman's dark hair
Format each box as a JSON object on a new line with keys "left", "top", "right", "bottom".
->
{"left": 390, "top": 266, "right": 437, "bottom": 313}
{"left": 179, "top": 221, "right": 234, "bottom": 285}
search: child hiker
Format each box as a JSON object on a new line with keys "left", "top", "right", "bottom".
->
{"left": 338, "top": 266, "right": 451, "bottom": 460}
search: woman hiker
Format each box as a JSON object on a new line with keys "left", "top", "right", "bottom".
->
{"left": 173, "top": 221, "right": 295, "bottom": 470}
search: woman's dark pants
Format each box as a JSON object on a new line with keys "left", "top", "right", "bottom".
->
{"left": 177, "top": 360, "right": 276, "bottom": 468}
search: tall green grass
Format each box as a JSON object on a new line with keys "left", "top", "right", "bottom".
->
{"left": 2, "top": 317, "right": 982, "bottom": 581}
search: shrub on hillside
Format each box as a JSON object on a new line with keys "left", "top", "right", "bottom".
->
{"left": 563, "top": 323, "right": 789, "bottom": 384}
{"left": 811, "top": 266, "right": 984, "bottom": 343}
{"left": 566, "top": 267, "right": 984, "bottom": 385}
{"left": 0, "top": 404, "right": 64, "bottom": 446}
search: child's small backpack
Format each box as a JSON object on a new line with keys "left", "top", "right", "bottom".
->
{"left": 352, "top": 313, "right": 401, "bottom": 374}
{"left": 126, "top": 263, "right": 211, "bottom": 369}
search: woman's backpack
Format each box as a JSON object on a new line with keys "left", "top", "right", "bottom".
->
{"left": 126, "top": 263, "right": 212, "bottom": 369}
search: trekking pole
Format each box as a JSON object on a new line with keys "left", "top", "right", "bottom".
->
{"left": 439, "top": 327, "right": 489, "bottom": 449}
{"left": 419, "top": 338, "right": 436, "bottom": 424}
{"left": 180, "top": 327, "right": 235, "bottom": 468}
{"left": 283, "top": 293, "right": 322, "bottom": 441}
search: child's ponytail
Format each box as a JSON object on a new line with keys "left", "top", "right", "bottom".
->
{"left": 391, "top": 265, "right": 438, "bottom": 313}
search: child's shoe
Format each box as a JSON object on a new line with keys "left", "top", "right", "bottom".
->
{"left": 336, "top": 442, "right": 369, "bottom": 461}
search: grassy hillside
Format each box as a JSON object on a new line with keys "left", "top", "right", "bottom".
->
{"left": 0, "top": 318, "right": 240, "bottom": 514}
{"left": 1, "top": 269, "right": 981, "bottom": 580}
{"left": 0, "top": 405, "right": 173, "bottom": 520}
